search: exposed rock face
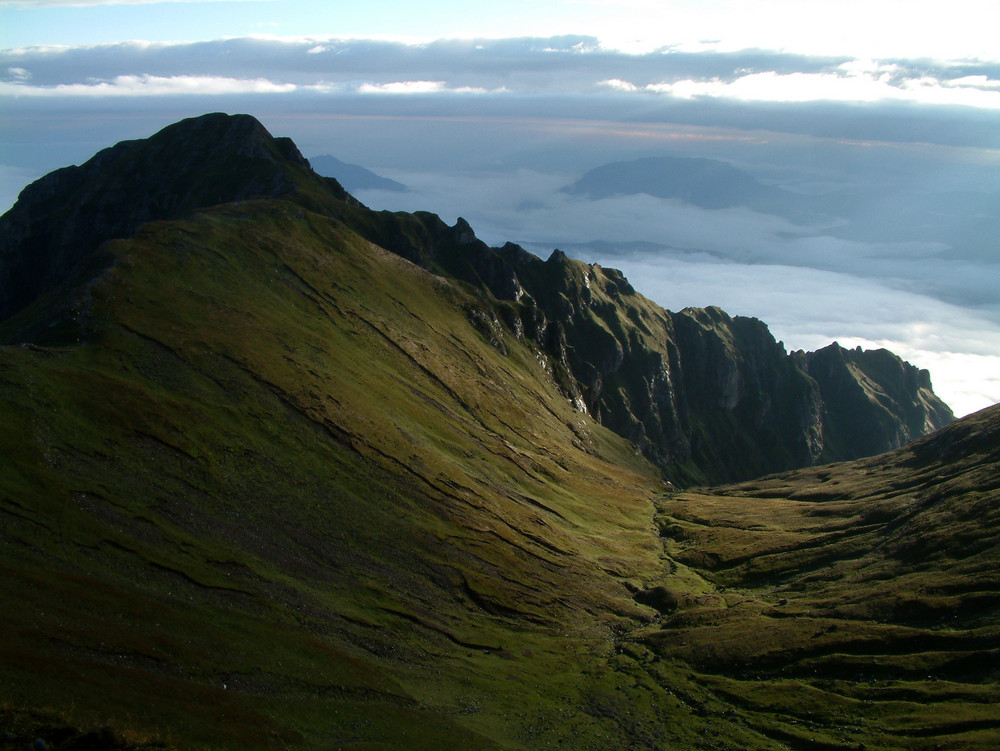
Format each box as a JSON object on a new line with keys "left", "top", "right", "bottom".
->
{"left": 0, "top": 112, "right": 955, "bottom": 483}
{"left": 348, "top": 206, "right": 951, "bottom": 481}
{"left": 804, "top": 343, "right": 956, "bottom": 460}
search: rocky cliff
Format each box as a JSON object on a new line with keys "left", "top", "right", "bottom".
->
{"left": 318, "top": 200, "right": 952, "bottom": 482}
{"left": 0, "top": 112, "right": 953, "bottom": 483}
{"left": 803, "top": 342, "right": 956, "bottom": 460}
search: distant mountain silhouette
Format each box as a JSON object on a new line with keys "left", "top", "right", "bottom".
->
{"left": 562, "top": 155, "right": 829, "bottom": 221}
{"left": 309, "top": 154, "right": 408, "bottom": 193}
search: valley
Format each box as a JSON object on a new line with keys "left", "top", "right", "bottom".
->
{"left": 0, "top": 114, "right": 995, "bottom": 750}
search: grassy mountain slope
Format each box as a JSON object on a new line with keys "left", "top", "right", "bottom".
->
{"left": 2, "top": 189, "right": 997, "bottom": 750}
{"left": 0, "top": 114, "right": 992, "bottom": 749}
{"left": 0, "top": 196, "right": 688, "bottom": 748}
{"left": 650, "top": 402, "right": 1000, "bottom": 749}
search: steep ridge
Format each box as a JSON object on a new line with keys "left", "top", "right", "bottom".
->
{"left": 805, "top": 342, "right": 956, "bottom": 459}
{"left": 315, "top": 203, "right": 951, "bottom": 483}
{"left": 0, "top": 113, "right": 993, "bottom": 749}
{"left": 0, "top": 112, "right": 951, "bottom": 485}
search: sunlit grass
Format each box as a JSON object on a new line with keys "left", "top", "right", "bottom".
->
{"left": 2, "top": 190, "right": 997, "bottom": 749}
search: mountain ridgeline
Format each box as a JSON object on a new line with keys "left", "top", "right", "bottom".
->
{"left": 2, "top": 113, "right": 995, "bottom": 750}
{"left": 0, "top": 113, "right": 952, "bottom": 484}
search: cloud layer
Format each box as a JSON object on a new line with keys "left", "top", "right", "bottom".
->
{"left": 4, "top": 36, "right": 1000, "bottom": 116}
{"left": 6, "top": 0, "right": 999, "bottom": 61}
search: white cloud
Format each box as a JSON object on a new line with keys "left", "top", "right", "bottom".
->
{"left": 3, "top": 39, "right": 185, "bottom": 57}
{"left": 3, "top": 36, "right": 998, "bottom": 119}
{"left": 3, "top": 0, "right": 999, "bottom": 63}
{"left": 0, "top": 74, "right": 296, "bottom": 95}
{"left": 600, "top": 78, "right": 637, "bottom": 92}
{"left": 616, "top": 69, "right": 1000, "bottom": 109}
{"left": 945, "top": 75, "right": 1000, "bottom": 91}
{"left": 580, "top": 0, "right": 1000, "bottom": 61}
{"left": 357, "top": 81, "right": 446, "bottom": 95}
{"left": 356, "top": 80, "right": 501, "bottom": 95}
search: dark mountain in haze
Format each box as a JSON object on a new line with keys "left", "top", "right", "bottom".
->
{"left": 0, "top": 113, "right": 952, "bottom": 485}
{"left": 0, "top": 113, "right": 987, "bottom": 750}
{"left": 309, "top": 153, "right": 408, "bottom": 193}
{"left": 562, "top": 155, "right": 768, "bottom": 207}
{"left": 561, "top": 155, "right": 827, "bottom": 221}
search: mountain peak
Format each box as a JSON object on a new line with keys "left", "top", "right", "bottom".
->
{"left": 0, "top": 113, "right": 321, "bottom": 334}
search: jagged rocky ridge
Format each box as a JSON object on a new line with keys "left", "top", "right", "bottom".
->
{"left": 0, "top": 113, "right": 953, "bottom": 484}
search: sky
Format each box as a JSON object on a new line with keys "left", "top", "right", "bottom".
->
{"left": 2, "top": 0, "right": 999, "bottom": 417}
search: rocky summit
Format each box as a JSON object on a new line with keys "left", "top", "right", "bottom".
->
{"left": 1, "top": 114, "right": 991, "bottom": 751}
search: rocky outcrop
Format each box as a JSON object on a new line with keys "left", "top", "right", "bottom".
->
{"left": 0, "top": 112, "right": 955, "bottom": 483}
{"left": 348, "top": 206, "right": 951, "bottom": 481}
{"left": 804, "top": 343, "right": 956, "bottom": 460}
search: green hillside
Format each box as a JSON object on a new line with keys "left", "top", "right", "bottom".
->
{"left": 0, "top": 197, "right": 679, "bottom": 748}
{"left": 652, "top": 401, "right": 1000, "bottom": 749}
{"left": 0, "top": 115, "right": 995, "bottom": 749}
